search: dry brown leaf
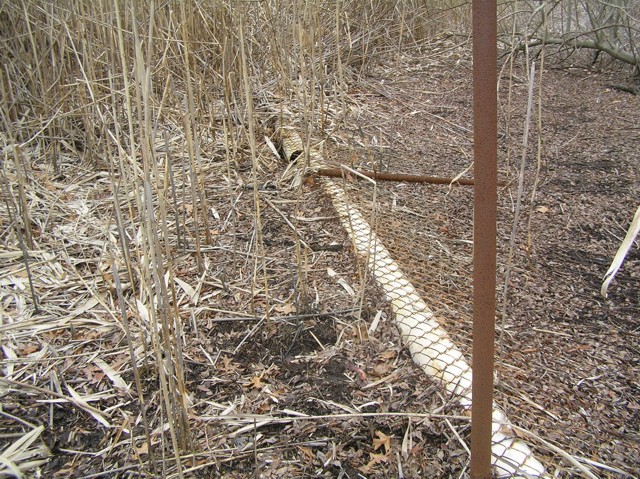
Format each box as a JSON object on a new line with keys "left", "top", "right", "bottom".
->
{"left": 372, "top": 362, "right": 392, "bottom": 377}
{"left": 273, "top": 303, "right": 296, "bottom": 314}
{"left": 219, "top": 356, "right": 241, "bottom": 373}
{"left": 247, "top": 375, "right": 265, "bottom": 389}
{"left": 372, "top": 430, "right": 392, "bottom": 454}
{"left": 82, "top": 365, "right": 104, "bottom": 384}
{"left": 18, "top": 344, "right": 39, "bottom": 356}
{"left": 409, "top": 444, "right": 424, "bottom": 456}
{"left": 133, "top": 442, "right": 149, "bottom": 459}
{"left": 346, "top": 321, "right": 369, "bottom": 343}
{"left": 297, "top": 445, "right": 314, "bottom": 462}
{"left": 359, "top": 452, "right": 389, "bottom": 473}
{"left": 378, "top": 350, "right": 396, "bottom": 360}
{"left": 256, "top": 400, "right": 272, "bottom": 413}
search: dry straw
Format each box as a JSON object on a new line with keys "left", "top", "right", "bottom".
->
{"left": 0, "top": 1, "right": 633, "bottom": 477}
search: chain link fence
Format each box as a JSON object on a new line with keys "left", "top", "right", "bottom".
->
{"left": 279, "top": 128, "right": 547, "bottom": 478}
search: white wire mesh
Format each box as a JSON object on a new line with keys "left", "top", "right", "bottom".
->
{"left": 280, "top": 128, "right": 548, "bottom": 478}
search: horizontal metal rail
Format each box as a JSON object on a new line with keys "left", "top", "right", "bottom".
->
{"left": 316, "top": 168, "right": 506, "bottom": 186}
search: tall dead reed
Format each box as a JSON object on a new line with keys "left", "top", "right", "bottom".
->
{"left": 0, "top": 1, "right": 469, "bottom": 475}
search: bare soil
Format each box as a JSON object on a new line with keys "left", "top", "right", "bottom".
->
{"left": 2, "top": 43, "right": 639, "bottom": 478}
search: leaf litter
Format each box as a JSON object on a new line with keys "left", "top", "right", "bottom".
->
{"left": 0, "top": 40, "right": 639, "bottom": 479}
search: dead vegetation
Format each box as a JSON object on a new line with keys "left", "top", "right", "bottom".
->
{"left": 1, "top": 1, "right": 639, "bottom": 478}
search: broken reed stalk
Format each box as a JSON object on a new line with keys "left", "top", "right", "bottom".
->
{"left": 497, "top": 2, "right": 520, "bottom": 172}
{"left": 497, "top": 61, "right": 536, "bottom": 362}
{"left": 113, "top": 0, "right": 145, "bottom": 243}
{"left": 291, "top": 1, "right": 310, "bottom": 313}
{"left": 11, "top": 146, "right": 34, "bottom": 250}
{"left": 0, "top": 65, "right": 39, "bottom": 311}
{"left": 165, "top": 131, "right": 184, "bottom": 250}
{"left": 111, "top": 259, "right": 156, "bottom": 471}
{"left": 334, "top": 1, "right": 347, "bottom": 124}
{"left": 0, "top": 164, "right": 39, "bottom": 313}
{"left": 342, "top": 164, "right": 378, "bottom": 320}
{"left": 179, "top": 1, "right": 204, "bottom": 273}
{"left": 238, "top": 7, "right": 271, "bottom": 319}
{"left": 526, "top": 7, "right": 547, "bottom": 261}
{"left": 152, "top": 55, "right": 194, "bottom": 463}
{"left": 132, "top": 4, "right": 189, "bottom": 475}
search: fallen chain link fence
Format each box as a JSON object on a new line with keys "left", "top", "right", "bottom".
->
{"left": 278, "top": 127, "right": 547, "bottom": 478}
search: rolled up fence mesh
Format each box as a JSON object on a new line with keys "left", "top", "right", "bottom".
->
{"left": 279, "top": 128, "right": 547, "bottom": 478}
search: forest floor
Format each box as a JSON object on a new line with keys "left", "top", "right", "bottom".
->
{"left": 1, "top": 40, "right": 639, "bottom": 478}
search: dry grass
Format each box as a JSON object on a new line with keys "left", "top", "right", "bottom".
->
{"left": 1, "top": 1, "right": 637, "bottom": 478}
{"left": 0, "top": 2, "right": 474, "bottom": 477}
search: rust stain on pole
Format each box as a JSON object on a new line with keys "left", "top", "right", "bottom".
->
{"left": 471, "top": 0, "right": 497, "bottom": 477}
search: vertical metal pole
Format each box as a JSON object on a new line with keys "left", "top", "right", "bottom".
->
{"left": 471, "top": 0, "right": 497, "bottom": 477}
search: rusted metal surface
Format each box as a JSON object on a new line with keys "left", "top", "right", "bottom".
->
{"left": 316, "top": 168, "right": 505, "bottom": 186}
{"left": 471, "top": 0, "right": 498, "bottom": 477}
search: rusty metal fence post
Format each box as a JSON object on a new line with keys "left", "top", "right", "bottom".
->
{"left": 471, "top": 0, "right": 498, "bottom": 478}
